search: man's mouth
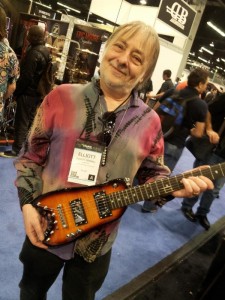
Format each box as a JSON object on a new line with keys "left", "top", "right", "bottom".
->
{"left": 110, "top": 63, "right": 127, "bottom": 77}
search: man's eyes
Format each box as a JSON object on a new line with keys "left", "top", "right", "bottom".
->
{"left": 112, "top": 43, "right": 143, "bottom": 65}
{"left": 132, "top": 55, "right": 142, "bottom": 65}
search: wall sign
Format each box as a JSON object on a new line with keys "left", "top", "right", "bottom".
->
{"left": 157, "top": 0, "right": 196, "bottom": 37}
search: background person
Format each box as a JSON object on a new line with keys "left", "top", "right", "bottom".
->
{"left": 1, "top": 25, "right": 50, "bottom": 158}
{"left": 0, "top": 7, "right": 19, "bottom": 101}
{"left": 14, "top": 21, "right": 213, "bottom": 300}
{"left": 147, "top": 69, "right": 174, "bottom": 101}
{"left": 181, "top": 93, "right": 225, "bottom": 230}
{"left": 142, "top": 67, "right": 217, "bottom": 213}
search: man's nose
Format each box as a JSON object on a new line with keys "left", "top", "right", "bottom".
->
{"left": 117, "top": 51, "right": 129, "bottom": 66}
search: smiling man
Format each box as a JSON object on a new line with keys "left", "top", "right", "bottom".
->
{"left": 14, "top": 21, "right": 213, "bottom": 300}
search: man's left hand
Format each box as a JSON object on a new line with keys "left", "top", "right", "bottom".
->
{"left": 172, "top": 173, "right": 214, "bottom": 198}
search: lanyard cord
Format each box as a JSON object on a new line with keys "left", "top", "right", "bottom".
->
{"left": 79, "top": 92, "right": 131, "bottom": 140}
{"left": 79, "top": 96, "right": 99, "bottom": 140}
{"left": 98, "top": 93, "right": 131, "bottom": 124}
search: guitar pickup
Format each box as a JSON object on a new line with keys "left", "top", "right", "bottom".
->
{"left": 70, "top": 199, "right": 87, "bottom": 226}
{"left": 94, "top": 191, "right": 112, "bottom": 219}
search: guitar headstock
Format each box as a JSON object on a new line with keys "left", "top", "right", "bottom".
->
{"left": 35, "top": 202, "right": 57, "bottom": 243}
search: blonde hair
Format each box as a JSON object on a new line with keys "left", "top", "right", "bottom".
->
{"left": 105, "top": 21, "right": 160, "bottom": 86}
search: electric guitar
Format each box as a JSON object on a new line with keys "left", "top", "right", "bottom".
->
{"left": 34, "top": 162, "right": 225, "bottom": 246}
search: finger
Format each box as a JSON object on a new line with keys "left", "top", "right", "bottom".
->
{"left": 198, "top": 175, "right": 214, "bottom": 190}
{"left": 182, "top": 177, "right": 201, "bottom": 196}
{"left": 26, "top": 228, "right": 48, "bottom": 249}
{"left": 172, "top": 178, "right": 196, "bottom": 198}
{"left": 187, "top": 172, "right": 214, "bottom": 191}
{"left": 187, "top": 176, "right": 207, "bottom": 193}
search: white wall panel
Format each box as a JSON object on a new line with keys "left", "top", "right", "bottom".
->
{"left": 151, "top": 39, "right": 183, "bottom": 93}
{"left": 128, "top": 5, "right": 157, "bottom": 27}
{"left": 90, "top": 0, "right": 126, "bottom": 24}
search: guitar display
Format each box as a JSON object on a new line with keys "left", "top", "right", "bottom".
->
{"left": 34, "top": 163, "right": 225, "bottom": 246}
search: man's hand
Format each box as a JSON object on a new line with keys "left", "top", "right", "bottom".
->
{"left": 22, "top": 204, "right": 48, "bottom": 249}
{"left": 172, "top": 167, "right": 214, "bottom": 198}
{"left": 206, "top": 129, "right": 220, "bottom": 144}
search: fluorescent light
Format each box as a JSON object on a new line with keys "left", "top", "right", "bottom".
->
{"left": 140, "top": 0, "right": 147, "bottom": 4}
{"left": 31, "top": 1, "right": 52, "bottom": 9}
{"left": 221, "top": 58, "right": 225, "bottom": 63}
{"left": 97, "top": 19, "right": 104, "bottom": 23}
{"left": 198, "top": 56, "right": 208, "bottom": 63}
{"left": 207, "top": 21, "right": 225, "bottom": 37}
{"left": 57, "top": 2, "right": 81, "bottom": 14}
{"left": 201, "top": 47, "right": 214, "bottom": 55}
{"left": 210, "top": 42, "right": 214, "bottom": 47}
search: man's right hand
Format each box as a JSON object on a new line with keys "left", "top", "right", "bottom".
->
{"left": 22, "top": 204, "right": 48, "bottom": 249}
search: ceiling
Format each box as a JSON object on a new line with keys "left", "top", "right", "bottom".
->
{"left": 43, "top": 0, "right": 225, "bottom": 75}
{"left": 190, "top": 1, "right": 225, "bottom": 72}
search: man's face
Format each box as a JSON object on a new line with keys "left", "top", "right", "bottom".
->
{"left": 100, "top": 35, "right": 148, "bottom": 93}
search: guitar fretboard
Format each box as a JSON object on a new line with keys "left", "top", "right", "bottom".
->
{"left": 109, "top": 162, "right": 225, "bottom": 209}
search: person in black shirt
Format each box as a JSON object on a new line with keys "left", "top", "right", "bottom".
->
{"left": 181, "top": 93, "right": 225, "bottom": 230}
{"left": 149, "top": 69, "right": 174, "bottom": 100}
{"left": 1, "top": 25, "right": 50, "bottom": 157}
{"left": 142, "top": 68, "right": 218, "bottom": 213}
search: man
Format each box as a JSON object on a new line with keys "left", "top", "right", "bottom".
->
{"left": 1, "top": 25, "right": 50, "bottom": 158}
{"left": 204, "top": 87, "right": 218, "bottom": 105}
{"left": 142, "top": 67, "right": 217, "bottom": 212}
{"left": 0, "top": 7, "right": 19, "bottom": 101}
{"left": 147, "top": 69, "right": 174, "bottom": 100}
{"left": 14, "top": 21, "right": 213, "bottom": 300}
{"left": 181, "top": 93, "right": 225, "bottom": 230}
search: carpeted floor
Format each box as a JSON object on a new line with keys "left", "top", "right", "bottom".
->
{"left": 131, "top": 233, "right": 223, "bottom": 300}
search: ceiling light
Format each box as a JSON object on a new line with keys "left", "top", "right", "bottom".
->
{"left": 30, "top": 0, "right": 52, "bottom": 9}
{"left": 210, "top": 42, "right": 214, "bottom": 47}
{"left": 57, "top": 2, "right": 81, "bottom": 14}
{"left": 221, "top": 58, "right": 225, "bottom": 63}
{"left": 207, "top": 21, "right": 225, "bottom": 37}
{"left": 97, "top": 19, "right": 104, "bottom": 23}
{"left": 201, "top": 47, "right": 214, "bottom": 55}
{"left": 198, "top": 56, "right": 208, "bottom": 63}
{"left": 140, "top": 0, "right": 147, "bottom": 4}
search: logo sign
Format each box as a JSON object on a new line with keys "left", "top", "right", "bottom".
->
{"left": 33, "top": 5, "right": 56, "bottom": 19}
{"left": 157, "top": 0, "right": 196, "bottom": 36}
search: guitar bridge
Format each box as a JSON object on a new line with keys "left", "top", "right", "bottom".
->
{"left": 94, "top": 191, "right": 112, "bottom": 218}
{"left": 70, "top": 199, "right": 87, "bottom": 226}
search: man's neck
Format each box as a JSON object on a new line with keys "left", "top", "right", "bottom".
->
{"left": 100, "top": 81, "right": 132, "bottom": 111}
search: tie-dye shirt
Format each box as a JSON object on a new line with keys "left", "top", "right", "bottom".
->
{"left": 0, "top": 40, "right": 19, "bottom": 95}
{"left": 14, "top": 78, "right": 170, "bottom": 261}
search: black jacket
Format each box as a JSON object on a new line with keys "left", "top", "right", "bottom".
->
{"left": 208, "top": 93, "right": 225, "bottom": 158}
{"left": 14, "top": 44, "right": 50, "bottom": 97}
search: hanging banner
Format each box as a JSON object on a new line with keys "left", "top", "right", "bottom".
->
{"left": 65, "top": 24, "right": 107, "bottom": 83}
{"left": 16, "top": 14, "right": 69, "bottom": 62}
{"left": 157, "top": 0, "right": 196, "bottom": 37}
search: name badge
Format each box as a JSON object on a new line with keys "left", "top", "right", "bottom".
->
{"left": 67, "top": 139, "right": 103, "bottom": 186}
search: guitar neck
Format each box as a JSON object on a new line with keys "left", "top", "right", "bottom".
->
{"left": 109, "top": 162, "right": 225, "bottom": 210}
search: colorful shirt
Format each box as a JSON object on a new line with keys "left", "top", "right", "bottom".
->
{"left": 14, "top": 78, "right": 170, "bottom": 261}
{"left": 0, "top": 40, "right": 19, "bottom": 96}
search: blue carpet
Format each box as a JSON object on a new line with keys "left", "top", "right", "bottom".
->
{"left": 0, "top": 148, "right": 225, "bottom": 300}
